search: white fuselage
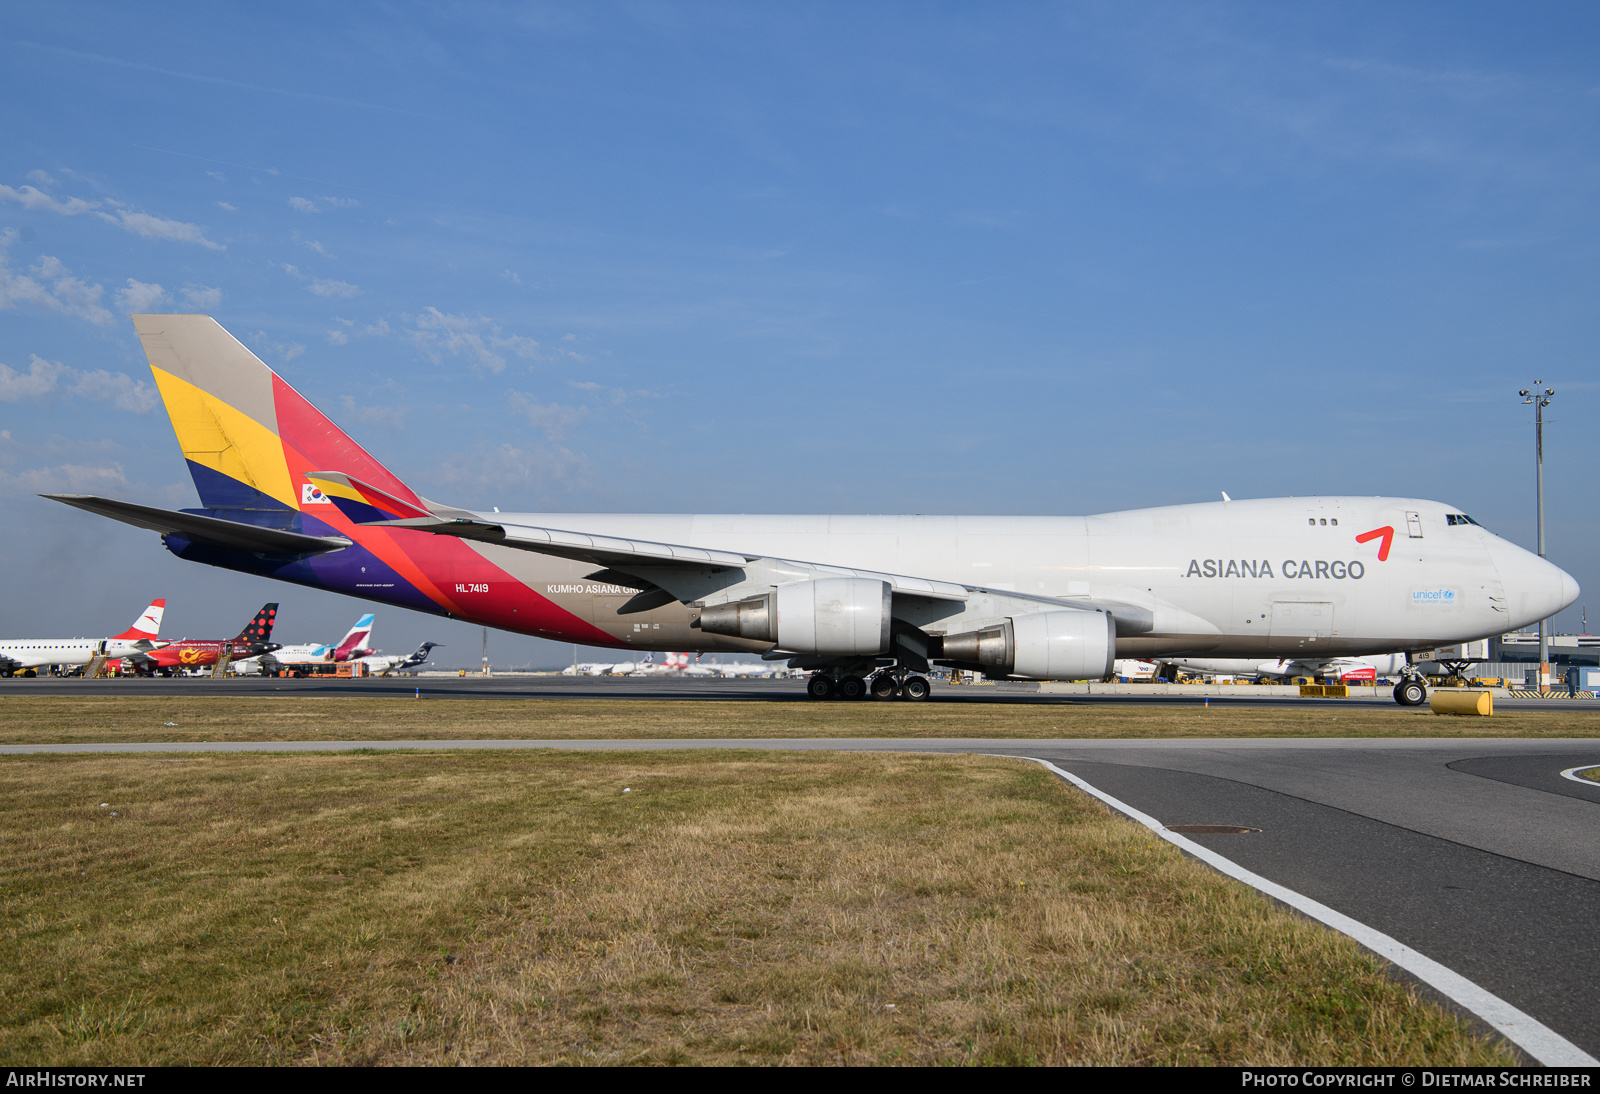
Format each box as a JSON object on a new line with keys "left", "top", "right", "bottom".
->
{"left": 0, "top": 637, "right": 161, "bottom": 670}
{"left": 496, "top": 496, "right": 1575, "bottom": 658}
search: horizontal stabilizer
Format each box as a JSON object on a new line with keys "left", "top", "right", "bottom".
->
{"left": 43, "top": 495, "right": 352, "bottom": 555}
{"left": 304, "top": 471, "right": 435, "bottom": 524}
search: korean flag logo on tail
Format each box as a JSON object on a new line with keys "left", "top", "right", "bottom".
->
{"left": 302, "top": 482, "right": 332, "bottom": 505}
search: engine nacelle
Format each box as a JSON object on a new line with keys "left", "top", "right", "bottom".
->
{"left": 699, "top": 577, "right": 891, "bottom": 656}
{"left": 941, "top": 609, "right": 1115, "bottom": 680}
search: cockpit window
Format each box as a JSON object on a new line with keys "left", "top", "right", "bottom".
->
{"left": 1446, "top": 514, "right": 1482, "bottom": 527}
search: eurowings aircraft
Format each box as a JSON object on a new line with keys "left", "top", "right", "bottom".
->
{"left": 127, "top": 602, "right": 280, "bottom": 675}
{"left": 230, "top": 613, "right": 374, "bottom": 675}
{"left": 0, "top": 598, "right": 167, "bottom": 677}
{"left": 45, "top": 315, "right": 1580, "bottom": 704}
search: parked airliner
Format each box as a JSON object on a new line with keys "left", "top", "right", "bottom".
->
{"left": 44, "top": 316, "right": 1579, "bottom": 704}
{"left": 230, "top": 614, "right": 374, "bottom": 675}
{"left": 0, "top": 599, "right": 167, "bottom": 677}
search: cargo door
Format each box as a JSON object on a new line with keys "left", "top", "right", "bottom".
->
{"left": 1270, "top": 600, "right": 1334, "bottom": 642}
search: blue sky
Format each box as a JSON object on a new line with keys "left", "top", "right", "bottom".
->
{"left": 2, "top": 2, "right": 1597, "bottom": 664}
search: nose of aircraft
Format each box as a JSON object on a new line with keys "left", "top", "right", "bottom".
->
{"left": 1494, "top": 544, "right": 1580, "bottom": 628}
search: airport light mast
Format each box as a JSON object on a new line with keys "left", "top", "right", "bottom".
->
{"left": 1521, "top": 382, "right": 1555, "bottom": 675}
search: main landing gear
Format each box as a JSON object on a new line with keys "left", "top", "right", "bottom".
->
{"left": 806, "top": 669, "right": 931, "bottom": 701}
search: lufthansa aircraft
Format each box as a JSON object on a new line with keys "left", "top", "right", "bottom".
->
{"left": 45, "top": 316, "right": 1579, "bottom": 704}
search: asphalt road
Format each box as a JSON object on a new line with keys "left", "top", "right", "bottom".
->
{"left": 5, "top": 674, "right": 1599, "bottom": 1058}
{"left": 5, "top": 672, "right": 1597, "bottom": 711}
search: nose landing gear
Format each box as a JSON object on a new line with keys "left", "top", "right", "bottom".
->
{"left": 1393, "top": 667, "right": 1428, "bottom": 707}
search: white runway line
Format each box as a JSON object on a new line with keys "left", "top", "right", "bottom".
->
{"left": 1560, "top": 765, "right": 1600, "bottom": 787}
{"left": 1028, "top": 757, "right": 1599, "bottom": 1068}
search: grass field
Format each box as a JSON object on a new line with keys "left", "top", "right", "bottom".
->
{"left": 0, "top": 747, "right": 1517, "bottom": 1066}
{"left": 2, "top": 694, "right": 1599, "bottom": 744}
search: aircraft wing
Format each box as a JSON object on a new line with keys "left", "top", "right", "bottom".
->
{"left": 306, "top": 471, "right": 970, "bottom": 603}
{"left": 43, "top": 495, "right": 353, "bottom": 555}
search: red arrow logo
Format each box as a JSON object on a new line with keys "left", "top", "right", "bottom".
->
{"left": 1356, "top": 525, "right": 1394, "bottom": 562}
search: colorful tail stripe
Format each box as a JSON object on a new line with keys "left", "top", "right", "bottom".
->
{"left": 131, "top": 314, "right": 621, "bottom": 647}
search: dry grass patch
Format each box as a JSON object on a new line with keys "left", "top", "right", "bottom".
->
{"left": 3, "top": 695, "right": 1598, "bottom": 744}
{"left": 0, "top": 750, "right": 1513, "bottom": 1065}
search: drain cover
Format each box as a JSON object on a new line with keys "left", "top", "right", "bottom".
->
{"left": 1165, "top": 824, "right": 1261, "bottom": 834}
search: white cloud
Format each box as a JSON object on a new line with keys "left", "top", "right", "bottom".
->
{"left": 206, "top": 171, "right": 226, "bottom": 182}
{"left": 215, "top": 201, "right": 237, "bottom": 212}
{"left": 0, "top": 240, "right": 114, "bottom": 326}
{"left": 288, "top": 196, "right": 318, "bottom": 213}
{"left": 0, "top": 356, "right": 67, "bottom": 400}
{"left": 327, "top": 329, "right": 349, "bottom": 346}
{"left": 115, "top": 279, "right": 168, "bottom": 313}
{"left": 68, "top": 369, "right": 159, "bottom": 414}
{"left": 320, "top": 196, "right": 358, "bottom": 208}
{"left": 31, "top": 256, "right": 114, "bottom": 325}
{"left": 0, "top": 460, "right": 130, "bottom": 498}
{"left": 296, "top": 234, "right": 333, "bottom": 257}
{"left": 27, "top": 170, "right": 58, "bottom": 187}
{"left": 406, "top": 307, "right": 543, "bottom": 375}
{"left": 339, "top": 395, "right": 406, "bottom": 431}
{"left": 509, "top": 393, "right": 587, "bottom": 440}
{"left": 501, "top": 269, "right": 522, "bottom": 284}
{"left": 1, "top": 178, "right": 224, "bottom": 249}
{"left": 0, "top": 184, "right": 99, "bottom": 216}
{"left": 433, "top": 442, "right": 593, "bottom": 499}
{"left": 250, "top": 331, "right": 305, "bottom": 363}
{"left": 307, "top": 279, "right": 359, "bottom": 298}
{"left": 182, "top": 284, "right": 222, "bottom": 309}
{"left": 96, "top": 208, "right": 224, "bottom": 250}
{"left": 0, "top": 354, "right": 155, "bottom": 413}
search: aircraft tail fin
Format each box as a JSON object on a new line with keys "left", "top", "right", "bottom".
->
{"left": 133, "top": 315, "right": 426, "bottom": 514}
{"left": 233, "top": 603, "right": 279, "bottom": 646}
{"left": 113, "top": 598, "right": 166, "bottom": 639}
{"left": 334, "top": 613, "right": 376, "bottom": 660}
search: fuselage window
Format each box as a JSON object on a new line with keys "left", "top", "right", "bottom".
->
{"left": 1330, "top": 519, "right": 1337, "bottom": 526}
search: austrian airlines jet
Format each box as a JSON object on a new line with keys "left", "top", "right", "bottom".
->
{"left": 44, "top": 316, "right": 1579, "bottom": 705}
{"left": 0, "top": 599, "right": 167, "bottom": 677}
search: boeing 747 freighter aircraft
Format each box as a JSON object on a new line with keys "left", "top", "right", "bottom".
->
{"left": 44, "top": 316, "right": 1579, "bottom": 704}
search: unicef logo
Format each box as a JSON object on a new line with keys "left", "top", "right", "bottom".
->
{"left": 1411, "top": 587, "right": 1460, "bottom": 605}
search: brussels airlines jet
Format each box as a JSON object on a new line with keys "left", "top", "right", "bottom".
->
{"left": 44, "top": 315, "right": 1579, "bottom": 705}
{"left": 129, "top": 603, "right": 280, "bottom": 675}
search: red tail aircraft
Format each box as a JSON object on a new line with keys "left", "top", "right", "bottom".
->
{"left": 129, "top": 604, "right": 281, "bottom": 675}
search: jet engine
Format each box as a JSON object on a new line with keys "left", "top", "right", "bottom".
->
{"left": 699, "top": 577, "right": 891, "bottom": 656}
{"left": 941, "top": 609, "right": 1115, "bottom": 680}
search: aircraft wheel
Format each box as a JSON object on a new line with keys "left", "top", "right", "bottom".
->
{"left": 22, "top": 669, "right": 36, "bottom": 678}
{"left": 1394, "top": 680, "right": 1427, "bottom": 706}
{"left": 838, "top": 675, "right": 867, "bottom": 701}
{"left": 901, "top": 676, "right": 931, "bottom": 701}
{"left": 870, "top": 674, "right": 899, "bottom": 700}
{"left": 806, "top": 675, "right": 835, "bottom": 700}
